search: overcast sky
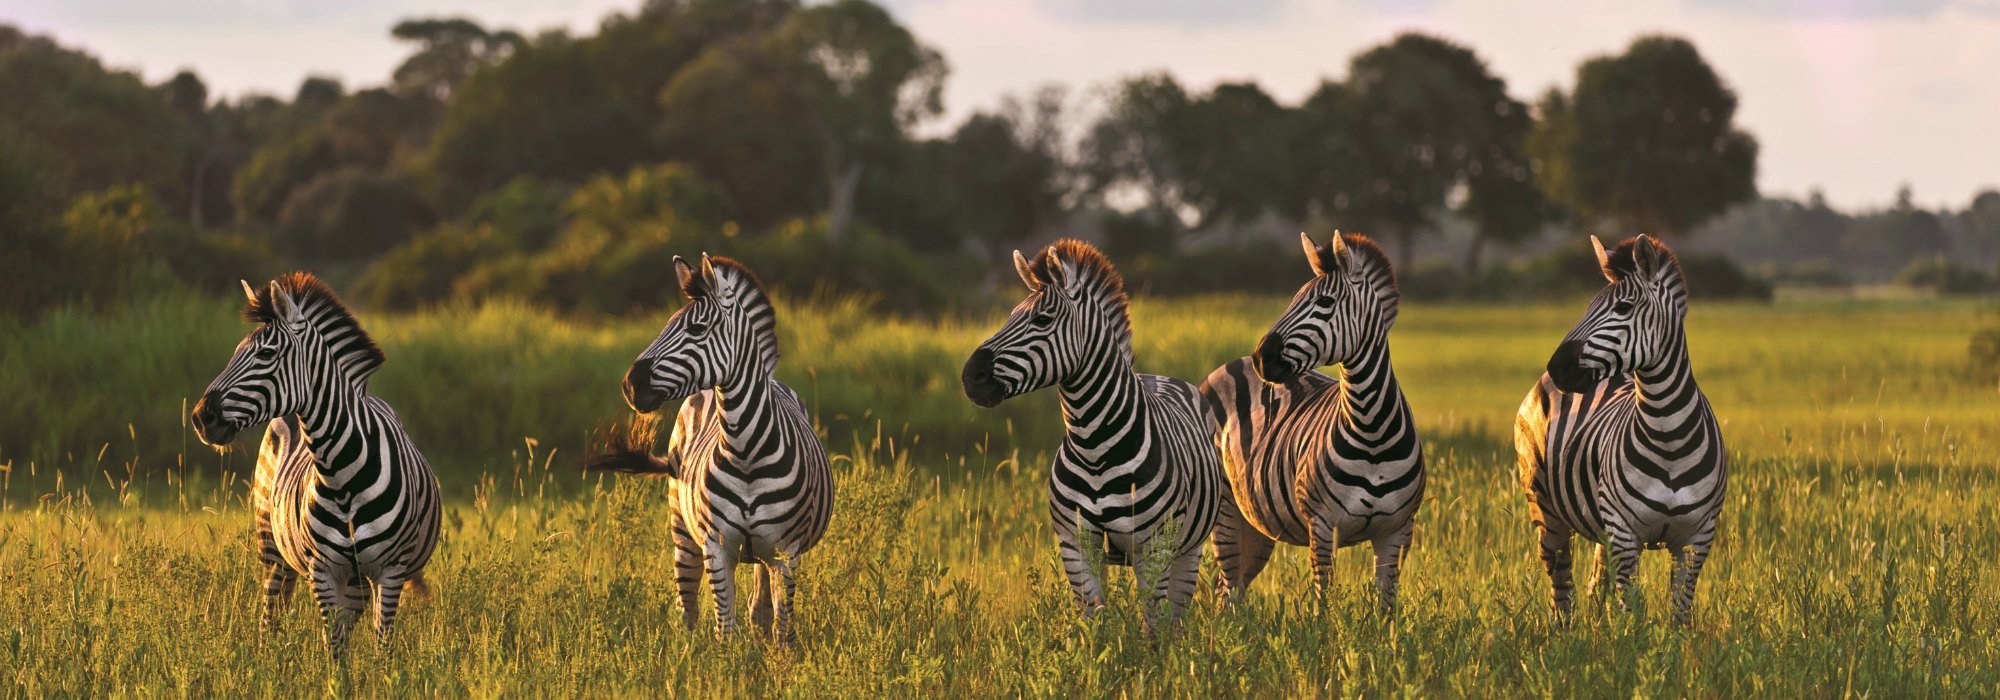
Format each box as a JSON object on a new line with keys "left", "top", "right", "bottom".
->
{"left": 6, "top": 0, "right": 1997, "bottom": 211}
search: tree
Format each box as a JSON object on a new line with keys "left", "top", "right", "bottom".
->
{"left": 1177, "top": 82, "right": 1297, "bottom": 230}
{"left": 1532, "top": 35, "right": 1757, "bottom": 238}
{"left": 750, "top": 0, "right": 947, "bottom": 244}
{"left": 0, "top": 26, "right": 190, "bottom": 204}
{"left": 422, "top": 32, "right": 652, "bottom": 211}
{"left": 276, "top": 170, "right": 436, "bottom": 262}
{"left": 390, "top": 18, "right": 524, "bottom": 102}
{"left": 1340, "top": 33, "right": 1528, "bottom": 269}
{"left": 655, "top": 46, "right": 822, "bottom": 231}
{"left": 941, "top": 93, "right": 1070, "bottom": 257}
{"left": 1080, "top": 73, "right": 1195, "bottom": 241}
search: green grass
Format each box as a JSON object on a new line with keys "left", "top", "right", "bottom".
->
{"left": 2, "top": 295, "right": 1997, "bottom": 695}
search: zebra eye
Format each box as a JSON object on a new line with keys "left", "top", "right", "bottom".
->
{"left": 686, "top": 321, "right": 709, "bottom": 336}
{"left": 1030, "top": 313, "right": 1055, "bottom": 327}
{"left": 255, "top": 346, "right": 278, "bottom": 361}
{"left": 1611, "top": 300, "right": 1634, "bottom": 314}
{"left": 1312, "top": 296, "right": 1335, "bottom": 308}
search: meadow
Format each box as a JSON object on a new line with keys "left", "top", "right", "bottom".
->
{"left": 2, "top": 293, "right": 1997, "bottom": 696}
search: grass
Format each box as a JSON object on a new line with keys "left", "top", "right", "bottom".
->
{"left": 2, "top": 294, "right": 1997, "bottom": 695}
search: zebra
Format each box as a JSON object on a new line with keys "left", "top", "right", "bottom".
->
{"left": 960, "top": 239, "right": 1225, "bottom": 633}
{"left": 189, "top": 273, "right": 442, "bottom": 658}
{"left": 1201, "top": 232, "right": 1424, "bottom": 613}
{"left": 585, "top": 254, "right": 833, "bottom": 645}
{"left": 1515, "top": 234, "right": 1727, "bottom": 625}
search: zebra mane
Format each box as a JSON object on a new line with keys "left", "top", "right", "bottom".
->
{"left": 243, "top": 271, "right": 386, "bottom": 380}
{"left": 1333, "top": 233, "right": 1397, "bottom": 291}
{"left": 1039, "top": 239, "right": 1133, "bottom": 353}
{"left": 1601, "top": 236, "right": 1684, "bottom": 286}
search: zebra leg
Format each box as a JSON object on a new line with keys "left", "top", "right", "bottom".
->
{"left": 1537, "top": 524, "right": 1577, "bottom": 616}
{"left": 1054, "top": 517, "right": 1106, "bottom": 616}
{"left": 1587, "top": 543, "right": 1613, "bottom": 609}
{"left": 1152, "top": 545, "right": 1202, "bottom": 636}
{"left": 705, "top": 536, "right": 741, "bottom": 637}
{"left": 261, "top": 563, "right": 297, "bottom": 634}
{"left": 1212, "top": 496, "right": 1277, "bottom": 603}
{"left": 769, "top": 555, "right": 799, "bottom": 647}
{"left": 1307, "top": 517, "right": 1338, "bottom": 606}
{"left": 1606, "top": 524, "right": 1644, "bottom": 613}
{"left": 371, "top": 573, "right": 411, "bottom": 646}
{"left": 671, "top": 516, "right": 702, "bottom": 630}
{"left": 1670, "top": 520, "right": 1717, "bottom": 626}
{"left": 311, "top": 567, "right": 365, "bottom": 659}
{"left": 1370, "top": 518, "right": 1415, "bottom": 617}
{"left": 750, "top": 563, "right": 775, "bottom": 637}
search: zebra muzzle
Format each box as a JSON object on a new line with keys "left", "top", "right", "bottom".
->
{"left": 1546, "top": 340, "right": 1599, "bottom": 393}
{"left": 622, "top": 362, "right": 667, "bottom": 413}
{"left": 961, "top": 348, "right": 1007, "bottom": 408}
{"left": 190, "top": 390, "right": 240, "bottom": 446}
{"left": 1252, "top": 336, "right": 1297, "bottom": 384}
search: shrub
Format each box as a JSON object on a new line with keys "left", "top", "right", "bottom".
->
{"left": 1679, "top": 252, "right": 1774, "bottom": 301}
{"left": 275, "top": 168, "right": 436, "bottom": 262}
{"left": 1896, "top": 256, "right": 1996, "bottom": 295}
{"left": 1758, "top": 259, "right": 1851, "bottom": 290}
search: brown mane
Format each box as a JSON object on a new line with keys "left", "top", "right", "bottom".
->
{"left": 241, "top": 271, "right": 386, "bottom": 377}
{"left": 1602, "top": 235, "right": 1684, "bottom": 284}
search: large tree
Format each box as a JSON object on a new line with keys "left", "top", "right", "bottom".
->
{"left": 1339, "top": 32, "right": 1530, "bottom": 269}
{"left": 1532, "top": 35, "right": 1758, "bottom": 238}
{"left": 1079, "top": 73, "right": 1195, "bottom": 238}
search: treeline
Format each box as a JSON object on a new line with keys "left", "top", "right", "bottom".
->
{"left": 1, "top": 0, "right": 1988, "bottom": 318}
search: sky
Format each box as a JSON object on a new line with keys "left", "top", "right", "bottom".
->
{"left": 5, "top": 0, "right": 1997, "bottom": 211}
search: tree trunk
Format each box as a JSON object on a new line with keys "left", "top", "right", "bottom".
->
{"left": 1464, "top": 230, "right": 1487, "bottom": 274}
{"left": 826, "top": 160, "right": 862, "bottom": 246}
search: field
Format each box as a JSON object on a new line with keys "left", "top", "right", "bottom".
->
{"left": 3, "top": 294, "right": 1997, "bottom": 696}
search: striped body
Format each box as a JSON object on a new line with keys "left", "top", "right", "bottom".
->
{"left": 1516, "top": 235, "right": 1726, "bottom": 625}
{"left": 588, "top": 254, "right": 832, "bottom": 644}
{"left": 193, "top": 273, "right": 441, "bottom": 658}
{"left": 1203, "top": 233, "right": 1423, "bottom": 611}
{"left": 963, "top": 240, "right": 1224, "bottom": 633}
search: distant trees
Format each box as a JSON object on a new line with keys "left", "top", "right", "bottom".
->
{"left": 1533, "top": 36, "right": 1757, "bottom": 239}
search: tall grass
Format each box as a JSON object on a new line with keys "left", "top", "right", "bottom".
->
{"left": 1, "top": 295, "right": 1996, "bottom": 694}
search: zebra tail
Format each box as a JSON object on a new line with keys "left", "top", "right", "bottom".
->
{"left": 583, "top": 418, "right": 678, "bottom": 478}
{"left": 406, "top": 572, "right": 435, "bottom": 601}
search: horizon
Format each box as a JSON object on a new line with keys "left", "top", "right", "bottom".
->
{"left": 5, "top": 0, "right": 1998, "bottom": 213}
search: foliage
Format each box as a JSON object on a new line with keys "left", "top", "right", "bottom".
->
{"left": 0, "top": 27, "right": 191, "bottom": 204}
{"left": 1533, "top": 35, "right": 1757, "bottom": 238}
{"left": 1895, "top": 256, "right": 1996, "bottom": 295}
{"left": 275, "top": 169, "right": 436, "bottom": 262}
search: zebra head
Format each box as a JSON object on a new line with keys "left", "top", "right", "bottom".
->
{"left": 623, "top": 254, "right": 778, "bottom": 414}
{"left": 1546, "top": 234, "right": 1689, "bottom": 393}
{"left": 1254, "top": 232, "right": 1399, "bottom": 384}
{"left": 963, "top": 240, "right": 1130, "bottom": 408}
{"left": 192, "top": 274, "right": 383, "bottom": 446}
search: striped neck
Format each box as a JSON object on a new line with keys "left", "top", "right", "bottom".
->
{"left": 1057, "top": 337, "right": 1150, "bottom": 470}
{"left": 1633, "top": 330, "right": 1701, "bottom": 428}
{"left": 295, "top": 382, "right": 374, "bottom": 492}
{"left": 715, "top": 316, "right": 780, "bottom": 458}
{"left": 1334, "top": 339, "right": 1405, "bottom": 431}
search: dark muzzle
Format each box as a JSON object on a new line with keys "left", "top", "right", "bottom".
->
{"left": 190, "top": 389, "right": 239, "bottom": 446}
{"left": 1545, "top": 340, "right": 1599, "bottom": 393}
{"left": 622, "top": 362, "right": 666, "bottom": 413}
{"left": 1252, "top": 335, "right": 1296, "bottom": 384}
{"left": 961, "top": 348, "right": 1007, "bottom": 408}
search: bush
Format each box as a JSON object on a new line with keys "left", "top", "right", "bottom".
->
{"left": 1679, "top": 252, "right": 1774, "bottom": 301}
{"left": 1896, "top": 256, "right": 1996, "bottom": 295}
{"left": 1758, "top": 259, "right": 1851, "bottom": 290}
{"left": 1122, "top": 241, "right": 1302, "bottom": 297}
{"left": 276, "top": 168, "right": 435, "bottom": 262}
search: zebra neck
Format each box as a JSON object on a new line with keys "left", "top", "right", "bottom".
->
{"left": 713, "top": 366, "right": 775, "bottom": 455}
{"left": 1631, "top": 333, "right": 1702, "bottom": 430}
{"left": 1334, "top": 341, "right": 1404, "bottom": 424}
{"left": 294, "top": 385, "right": 376, "bottom": 492}
{"left": 1056, "top": 348, "right": 1148, "bottom": 467}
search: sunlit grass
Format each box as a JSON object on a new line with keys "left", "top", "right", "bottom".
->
{"left": 1, "top": 295, "right": 1996, "bottom": 694}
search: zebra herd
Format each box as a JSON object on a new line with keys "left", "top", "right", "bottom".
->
{"left": 189, "top": 232, "right": 1726, "bottom": 657}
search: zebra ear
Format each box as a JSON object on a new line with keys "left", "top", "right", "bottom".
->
{"left": 266, "top": 281, "right": 300, "bottom": 327}
{"left": 1300, "top": 232, "right": 1327, "bottom": 276}
{"left": 240, "top": 280, "right": 258, "bottom": 304}
{"left": 1013, "top": 249, "right": 1041, "bottom": 291}
{"left": 1039, "top": 249, "right": 1072, "bottom": 294}
{"left": 1632, "top": 234, "right": 1667, "bottom": 283}
{"left": 1591, "top": 235, "right": 1615, "bottom": 283}
{"left": 674, "top": 255, "right": 707, "bottom": 299}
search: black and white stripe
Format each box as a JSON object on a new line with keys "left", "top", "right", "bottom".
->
{"left": 586, "top": 254, "right": 833, "bottom": 645}
{"left": 961, "top": 240, "right": 1225, "bottom": 633}
{"left": 190, "top": 273, "right": 442, "bottom": 658}
{"left": 1202, "top": 232, "right": 1424, "bottom": 612}
{"left": 1516, "top": 234, "right": 1727, "bottom": 625}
